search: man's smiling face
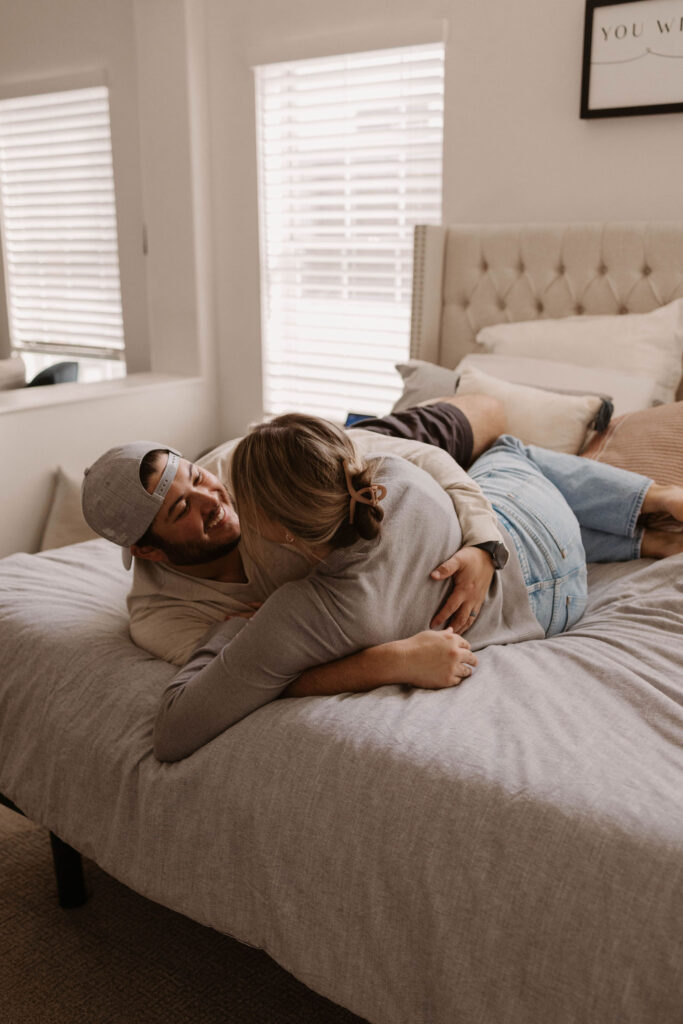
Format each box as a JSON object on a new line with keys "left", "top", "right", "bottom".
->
{"left": 136, "top": 455, "right": 241, "bottom": 565}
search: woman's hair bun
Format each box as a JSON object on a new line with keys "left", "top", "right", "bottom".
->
{"left": 333, "top": 465, "right": 384, "bottom": 546}
{"left": 231, "top": 413, "right": 386, "bottom": 554}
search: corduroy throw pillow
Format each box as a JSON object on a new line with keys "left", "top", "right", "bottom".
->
{"left": 582, "top": 402, "right": 683, "bottom": 531}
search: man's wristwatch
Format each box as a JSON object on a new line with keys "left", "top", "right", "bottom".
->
{"left": 473, "top": 540, "right": 509, "bottom": 570}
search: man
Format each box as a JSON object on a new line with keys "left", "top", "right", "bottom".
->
{"left": 82, "top": 397, "right": 508, "bottom": 667}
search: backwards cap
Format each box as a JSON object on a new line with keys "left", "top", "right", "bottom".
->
{"left": 81, "top": 441, "right": 181, "bottom": 568}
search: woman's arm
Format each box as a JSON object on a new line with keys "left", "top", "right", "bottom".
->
{"left": 153, "top": 587, "right": 477, "bottom": 763}
{"left": 351, "top": 431, "right": 504, "bottom": 547}
{"left": 154, "top": 582, "right": 368, "bottom": 762}
{"left": 285, "top": 628, "right": 476, "bottom": 696}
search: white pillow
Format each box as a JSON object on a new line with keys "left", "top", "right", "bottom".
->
{"left": 476, "top": 299, "right": 683, "bottom": 405}
{"left": 456, "top": 365, "right": 607, "bottom": 454}
{"left": 454, "top": 353, "right": 659, "bottom": 417}
{"left": 0, "top": 354, "right": 26, "bottom": 390}
{"left": 39, "top": 468, "right": 99, "bottom": 550}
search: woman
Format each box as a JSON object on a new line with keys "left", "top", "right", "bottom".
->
{"left": 154, "top": 414, "right": 683, "bottom": 761}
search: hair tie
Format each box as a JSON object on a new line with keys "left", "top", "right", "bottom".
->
{"left": 342, "top": 459, "right": 387, "bottom": 524}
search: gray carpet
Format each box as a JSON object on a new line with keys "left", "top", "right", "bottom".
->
{"left": 0, "top": 806, "right": 367, "bottom": 1023}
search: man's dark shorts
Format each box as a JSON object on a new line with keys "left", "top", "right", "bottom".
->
{"left": 350, "top": 402, "right": 474, "bottom": 468}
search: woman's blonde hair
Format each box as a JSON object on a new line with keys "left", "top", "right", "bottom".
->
{"left": 231, "top": 413, "right": 385, "bottom": 554}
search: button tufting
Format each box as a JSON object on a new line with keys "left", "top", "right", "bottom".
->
{"left": 536, "top": 301, "right": 544, "bottom": 313}
{"left": 575, "top": 304, "right": 584, "bottom": 315}
{"left": 481, "top": 260, "right": 488, "bottom": 272}
{"left": 642, "top": 265, "right": 651, "bottom": 276}
{"left": 598, "top": 264, "right": 607, "bottom": 275}
{"left": 497, "top": 299, "right": 506, "bottom": 311}
{"left": 557, "top": 263, "right": 565, "bottom": 275}
{"left": 619, "top": 305, "right": 628, "bottom": 314}
{"left": 518, "top": 262, "right": 525, "bottom": 274}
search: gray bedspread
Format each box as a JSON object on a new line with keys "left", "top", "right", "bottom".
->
{"left": 0, "top": 539, "right": 682, "bottom": 1024}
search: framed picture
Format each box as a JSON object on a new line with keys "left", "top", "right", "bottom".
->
{"left": 581, "top": 0, "right": 683, "bottom": 117}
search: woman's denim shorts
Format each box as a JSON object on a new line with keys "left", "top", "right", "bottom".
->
{"left": 470, "top": 436, "right": 588, "bottom": 636}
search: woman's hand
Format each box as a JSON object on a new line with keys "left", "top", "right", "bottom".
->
{"left": 400, "top": 628, "right": 477, "bottom": 689}
{"left": 429, "top": 546, "right": 494, "bottom": 632}
{"left": 285, "top": 629, "right": 476, "bottom": 699}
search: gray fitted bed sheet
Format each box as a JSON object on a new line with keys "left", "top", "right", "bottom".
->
{"left": 0, "top": 538, "right": 682, "bottom": 1024}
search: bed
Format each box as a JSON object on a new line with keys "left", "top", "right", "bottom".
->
{"left": 1, "top": 222, "right": 682, "bottom": 1024}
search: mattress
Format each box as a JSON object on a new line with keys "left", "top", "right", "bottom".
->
{"left": 1, "top": 538, "right": 682, "bottom": 1024}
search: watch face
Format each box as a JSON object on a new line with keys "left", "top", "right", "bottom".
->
{"left": 486, "top": 541, "right": 509, "bottom": 570}
{"left": 475, "top": 540, "right": 509, "bottom": 569}
{"left": 494, "top": 543, "right": 509, "bottom": 569}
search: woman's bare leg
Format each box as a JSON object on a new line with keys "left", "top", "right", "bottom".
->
{"left": 426, "top": 395, "right": 506, "bottom": 463}
{"left": 641, "top": 530, "right": 683, "bottom": 557}
{"left": 641, "top": 483, "right": 683, "bottom": 522}
{"left": 640, "top": 483, "right": 683, "bottom": 557}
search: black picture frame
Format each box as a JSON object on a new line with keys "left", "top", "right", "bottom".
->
{"left": 580, "top": 0, "right": 683, "bottom": 118}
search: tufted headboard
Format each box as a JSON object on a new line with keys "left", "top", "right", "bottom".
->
{"left": 410, "top": 222, "right": 683, "bottom": 400}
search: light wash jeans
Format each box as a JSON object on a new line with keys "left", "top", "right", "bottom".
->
{"left": 469, "top": 435, "right": 653, "bottom": 637}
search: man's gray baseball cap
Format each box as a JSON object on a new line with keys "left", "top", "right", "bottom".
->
{"left": 82, "top": 441, "right": 181, "bottom": 566}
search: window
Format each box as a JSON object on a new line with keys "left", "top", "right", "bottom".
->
{"left": 255, "top": 42, "right": 444, "bottom": 422}
{"left": 0, "top": 85, "right": 125, "bottom": 384}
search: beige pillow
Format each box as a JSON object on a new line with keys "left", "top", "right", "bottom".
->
{"left": 476, "top": 298, "right": 683, "bottom": 405}
{"left": 40, "top": 468, "right": 98, "bottom": 550}
{"left": 454, "top": 353, "right": 659, "bottom": 417}
{"left": 456, "top": 365, "right": 607, "bottom": 454}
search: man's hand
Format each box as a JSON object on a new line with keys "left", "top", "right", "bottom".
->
{"left": 429, "top": 546, "right": 495, "bottom": 632}
{"left": 400, "top": 628, "right": 477, "bottom": 689}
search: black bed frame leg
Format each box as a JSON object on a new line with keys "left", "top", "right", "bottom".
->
{"left": 49, "top": 831, "right": 88, "bottom": 908}
{"left": 1, "top": 791, "right": 88, "bottom": 908}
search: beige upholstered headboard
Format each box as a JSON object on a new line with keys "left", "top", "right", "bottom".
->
{"left": 410, "top": 222, "right": 683, "bottom": 400}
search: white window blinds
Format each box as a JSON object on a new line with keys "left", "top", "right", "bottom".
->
{"left": 0, "top": 85, "right": 125, "bottom": 366}
{"left": 255, "top": 42, "right": 444, "bottom": 422}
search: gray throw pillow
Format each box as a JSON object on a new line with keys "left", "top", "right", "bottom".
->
{"left": 392, "top": 360, "right": 459, "bottom": 412}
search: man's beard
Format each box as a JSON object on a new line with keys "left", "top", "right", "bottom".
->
{"left": 154, "top": 532, "right": 241, "bottom": 566}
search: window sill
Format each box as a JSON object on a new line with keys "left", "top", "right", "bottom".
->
{"left": 0, "top": 372, "right": 204, "bottom": 415}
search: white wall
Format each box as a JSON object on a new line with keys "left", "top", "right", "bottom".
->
{"left": 444, "top": 0, "right": 683, "bottom": 223}
{"left": 2, "top": 0, "right": 682, "bottom": 554}
{"left": 0, "top": 0, "right": 219, "bottom": 556}
{"left": 0, "top": 0, "right": 149, "bottom": 364}
{"left": 201, "top": 0, "right": 683, "bottom": 441}
{"left": 1, "top": 377, "right": 211, "bottom": 554}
